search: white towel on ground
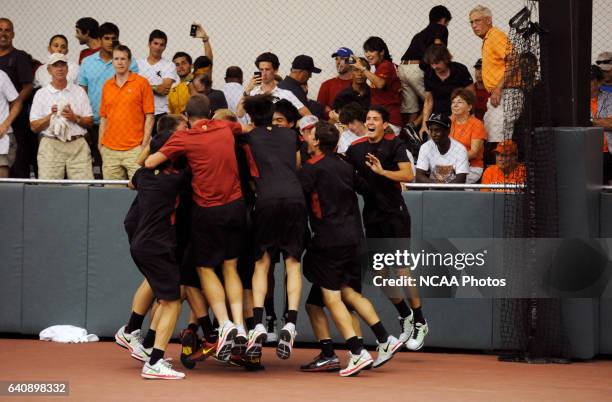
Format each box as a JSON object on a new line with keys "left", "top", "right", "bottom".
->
{"left": 39, "top": 325, "right": 99, "bottom": 343}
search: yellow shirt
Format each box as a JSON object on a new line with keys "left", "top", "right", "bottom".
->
{"left": 482, "top": 27, "right": 511, "bottom": 93}
{"left": 168, "top": 76, "right": 192, "bottom": 115}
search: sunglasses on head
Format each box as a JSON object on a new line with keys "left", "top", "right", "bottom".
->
{"left": 596, "top": 59, "right": 612, "bottom": 65}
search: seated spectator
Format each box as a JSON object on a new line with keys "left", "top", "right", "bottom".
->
{"left": 317, "top": 47, "right": 354, "bottom": 118}
{"left": 29, "top": 53, "right": 94, "bottom": 179}
{"left": 449, "top": 88, "right": 487, "bottom": 183}
{"left": 75, "top": 17, "right": 100, "bottom": 64}
{"left": 337, "top": 102, "right": 367, "bottom": 154}
{"left": 416, "top": 113, "right": 468, "bottom": 184}
{"left": 33, "top": 35, "right": 80, "bottom": 88}
{"left": 473, "top": 59, "right": 489, "bottom": 120}
{"left": 591, "top": 65, "right": 612, "bottom": 183}
{"left": 480, "top": 140, "right": 525, "bottom": 192}
{"left": 420, "top": 45, "right": 474, "bottom": 137}
{"left": 190, "top": 74, "right": 227, "bottom": 116}
{"left": 332, "top": 57, "right": 371, "bottom": 120}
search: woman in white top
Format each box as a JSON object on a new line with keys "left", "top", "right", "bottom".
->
{"left": 33, "top": 35, "right": 80, "bottom": 88}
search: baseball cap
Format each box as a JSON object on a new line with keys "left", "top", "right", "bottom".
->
{"left": 494, "top": 140, "right": 518, "bottom": 155}
{"left": 426, "top": 113, "right": 451, "bottom": 129}
{"left": 48, "top": 53, "right": 68, "bottom": 65}
{"left": 291, "top": 55, "right": 321, "bottom": 74}
{"left": 298, "top": 115, "right": 319, "bottom": 131}
{"left": 332, "top": 47, "right": 353, "bottom": 58}
{"left": 596, "top": 52, "right": 612, "bottom": 72}
{"left": 474, "top": 58, "right": 483, "bottom": 69}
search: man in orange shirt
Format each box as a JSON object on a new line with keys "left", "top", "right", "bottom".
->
{"left": 481, "top": 140, "right": 525, "bottom": 192}
{"left": 99, "top": 45, "right": 154, "bottom": 180}
{"left": 469, "top": 6, "right": 516, "bottom": 163}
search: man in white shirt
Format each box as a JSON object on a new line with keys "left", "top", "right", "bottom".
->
{"left": 30, "top": 53, "right": 94, "bottom": 179}
{"left": 237, "top": 52, "right": 310, "bottom": 118}
{"left": 416, "top": 113, "right": 468, "bottom": 184}
{"left": 0, "top": 69, "right": 20, "bottom": 178}
{"left": 137, "top": 30, "right": 178, "bottom": 135}
{"left": 221, "top": 66, "right": 247, "bottom": 122}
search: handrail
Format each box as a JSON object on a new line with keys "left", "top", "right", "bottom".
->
{"left": 0, "top": 178, "right": 526, "bottom": 190}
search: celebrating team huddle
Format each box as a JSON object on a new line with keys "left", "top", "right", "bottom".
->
{"left": 114, "top": 92, "right": 430, "bottom": 380}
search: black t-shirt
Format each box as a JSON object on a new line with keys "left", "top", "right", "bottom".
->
{"left": 278, "top": 75, "right": 308, "bottom": 105}
{"left": 424, "top": 62, "right": 473, "bottom": 116}
{"left": 241, "top": 126, "right": 305, "bottom": 205}
{"left": 345, "top": 134, "right": 410, "bottom": 225}
{"left": 206, "top": 88, "right": 228, "bottom": 115}
{"left": 128, "top": 166, "right": 189, "bottom": 254}
{"left": 299, "top": 153, "right": 366, "bottom": 247}
{"left": 0, "top": 49, "right": 33, "bottom": 92}
{"left": 401, "top": 23, "right": 449, "bottom": 64}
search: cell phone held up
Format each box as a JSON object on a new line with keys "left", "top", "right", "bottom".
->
{"left": 190, "top": 24, "right": 198, "bottom": 37}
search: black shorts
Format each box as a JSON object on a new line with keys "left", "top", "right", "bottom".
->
{"left": 238, "top": 206, "right": 255, "bottom": 290}
{"left": 253, "top": 199, "right": 307, "bottom": 261}
{"left": 364, "top": 211, "right": 411, "bottom": 238}
{"left": 179, "top": 242, "right": 201, "bottom": 289}
{"left": 303, "top": 244, "right": 362, "bottom": 293}
{"left": 131, "top": 250, "right": 181, "bottom": 301}
{"left": 192, "top": 199, "right": 246, "bottom": 268}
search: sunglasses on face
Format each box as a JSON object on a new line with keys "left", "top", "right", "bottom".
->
{"left": 596, "top": 59, "right": 612, "bottom": 65}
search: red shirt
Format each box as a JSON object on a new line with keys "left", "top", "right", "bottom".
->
{"left": 474, "top": 85, "right": 489, "bottom": 120}
{"left": 79, "top": 47, "right": 100, "bottom": 64}
{"left": 316, "top": 76, "right": 352, "bottom": 116}
{"left": 370, "top": 60, "right": 402, "bottom": 126}
{"left": 160, "top": 119, "right": 244, "bottom": 208}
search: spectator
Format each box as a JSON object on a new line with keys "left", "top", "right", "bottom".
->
{"left": 29, "top": 53, "right": 93, "bottom": 180}
{"left": 596, "top": 52, "right": 612, "bottom": 89}
{"left": 273, "top": 99, "right": 300, "bottom": 129}
{"left": 137, "top": 29, "right": 179, "bottom": 134}
{"left": 416, "top": 113, "right": 468, "bottom": 184}
{"left": 222, "top": 66, "right": 245, "bottom": 117}
{"left": 399, "top": 5, "right": 452, "bottom": 125}
{"left": 79, "top": 22, "right": 138, "bottom": 177}
{"left": 297, "top": 114, "right": 318, "bottom": 165}
{"left": 0, "top": 68, "right": 20, "bottom": 178}
{"left": 279, "top": 55, "right": 321, "bottom": 106}
{"left": 190, "top": 74, "right": 227, "bottom": 116}
{"left": 360, "top": 36, "right": 402, "bottom": 133}
{"left": 168, "top": 52, "right": 193, "bottom": 115}
{"left": 449, "top": 88, "right": 487, "bottom": 183}
{"left": 75, "top": 17, "right": 100, "bottom": 64}
{"left": 332, "top": 57, "right": 371, "bottom": 118}
{"left": 33, "top": 35, "right": 80, "bottom": 88}
{"left": 591, "top": 65, "right": 612, "bottom": 183}
{"left": 0, "top": 18, "right": 34, "bottom": 178}
{"left": 317, "top": 47, "right": 353, "bottom": 119}
{"left": 480, "top": 140, "right": 525, "bottom": 192}
{"left": 420, "top": 45, "right": 474, "bottom": 137}
{"left": 336, "top": 101, "right": 367, "bottom": 154}
{"left": 473, "top": 59, "right": 489, "bottom": 120}
{"left": 469, "top": 5, "right": 512, "bottom": 159}
{"left": 238, "top": 52, "right": 310, "bottom": 117}
{"left": 167, "top": 23, "right": 213, "bottom": 115}
{"left": 99, "top": 45, "right": 154, "bottom": 180}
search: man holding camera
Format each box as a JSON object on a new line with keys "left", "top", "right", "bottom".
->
{"left": 317, "top": 47, "right": 354, "bottom": 120}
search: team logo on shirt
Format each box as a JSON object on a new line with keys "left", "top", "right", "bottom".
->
{"left": 156, "top": 71, "right": 162, "bottom": 78}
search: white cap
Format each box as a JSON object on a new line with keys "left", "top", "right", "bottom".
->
{"left": 298, "top": 115, "right": 319, "bottom": 131}
{"left": 48, "top": 53, "right": 68, "bottom": 65}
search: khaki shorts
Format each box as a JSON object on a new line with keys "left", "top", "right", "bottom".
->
{"left": 37, "top": 136, "right": 94, "bottom": 180}
{"left": 397, "top": 63, "right": 426, "bottom": 114}
{"left": 0, "top": 132, "right": 17, "bottom": 168}
{"left": 100, "top": 145, "right": 141, "bottom": 180}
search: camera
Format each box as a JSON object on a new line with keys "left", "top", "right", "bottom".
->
{"left": 346, "top": 56, "right": 357, "bottom": 65}
{"left": 190, "top": 24, "right": 198, "bottom": 37}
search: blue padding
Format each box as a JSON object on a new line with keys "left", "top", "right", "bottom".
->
{"left": 21, "top": 185, "right": 88, "bottom": 333}
{"left": 404, "top": 191, "right": 423, "bottom": 239}
{"left": 422, "top": 191, "right": 495, "bottom": 238}
{"left": 86, "top": 188, "right": 140, "bottom": 337}
{"left": 0, "top": 184, "right": 23, "bottom": 332}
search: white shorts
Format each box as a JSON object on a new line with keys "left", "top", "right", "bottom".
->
{"left": 397, "top": 64, "right": 425, "bottom": 114}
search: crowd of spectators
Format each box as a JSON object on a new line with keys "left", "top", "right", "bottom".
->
{"left": 0, "top": 5, "right": 608, "bottom": 188}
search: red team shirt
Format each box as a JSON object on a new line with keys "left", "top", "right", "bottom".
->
{"left": 370, "top": 60, "right": 402, "bottom": 127}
